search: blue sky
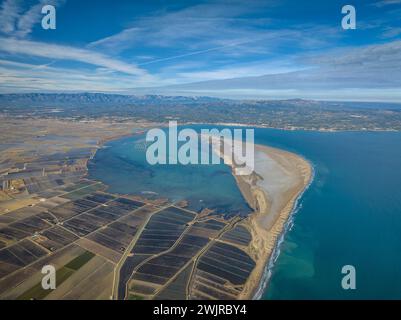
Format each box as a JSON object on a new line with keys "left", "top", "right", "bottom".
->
{"left": 0, "top": 0, "right": 401, "bottom": 101}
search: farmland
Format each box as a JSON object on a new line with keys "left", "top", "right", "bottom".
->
{"left": 0, "top": 118, "right": 258, "bottom": 300}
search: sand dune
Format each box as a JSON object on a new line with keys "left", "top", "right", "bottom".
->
{"left": 207, "top": 137, "right": 312, "bottom": 299}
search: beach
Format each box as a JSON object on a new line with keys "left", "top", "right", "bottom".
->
{"left": 90, "top": 128, "right": 312, "bottom": 299}
{"left": 224, "top": 143, "right": 312, "bottom": 299}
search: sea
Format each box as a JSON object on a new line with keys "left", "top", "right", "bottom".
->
{"left": 88, "top": 125, "right": 401, "bottom": 299}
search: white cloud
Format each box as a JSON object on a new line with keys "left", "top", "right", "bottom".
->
{"left": 139, "top": 39, "right": 401, "bottom": 101}
{"left": 372, "top": 0, "right": 401, "bottom": 7}
{"left": 381, "top": 27, "right": 401, "bottom": 38}
{"left": 172, "top": 60, "right": 308, "bottom": 83}
{"left": 87, "top": 0, "right": 341, "bottom": 75}
{"left": 0, "top": 0, "right": 21, "bottom": 34}
{"left": 87, "top": 1, "right": 284, "bottom": 55}
{"left": 0, "top": 58, "right": 157, "bottom": 92}
{"left": 0, "top": 0, "right": 65, "bottom": 38}
{"left": 0, "top": 0, "right": 399, "bottom": 102}
{"left": 88, "top": 27, "right": 141, "bottom": 52}
{"left": 0, "top": 37, "right": 150, "bottom": 76}
{"left": 15, "top": 0, "right": 64, "bottom": 38}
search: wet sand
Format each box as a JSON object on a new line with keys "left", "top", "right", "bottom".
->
{"left": 236, "top": 144, "right": 312, "bottom": 299}
{"left": 201, "top": 134, "right": 313, "bottom": 299}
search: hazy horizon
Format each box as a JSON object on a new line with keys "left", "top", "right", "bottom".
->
{"left": 0, "top": 0, "right": 400, "bottom": 101}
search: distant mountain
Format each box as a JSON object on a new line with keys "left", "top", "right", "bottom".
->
{"left": 1, "top": 93, "right": 399, "bottom": 111}
{"left": 1, "top": 93, "right": 400, "bottom": 131}
{"left": 0, "top": 93, "right": 226, "bottom": 107}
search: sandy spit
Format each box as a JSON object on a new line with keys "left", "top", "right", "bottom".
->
{"left": 234, "top": 144, "right": 312, "bottom": 299}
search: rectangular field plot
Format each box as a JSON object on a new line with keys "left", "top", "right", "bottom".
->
{"left": 95, "top": 224, "right": 137, "bottom": 246}
{"left": 133, "top": 272, "right": 170, "bottom": 285}
{"left": 99, "top": 198, "right": 144, "bottom": 215}
{"left": 167, "top": 239, "right": 209, "bottom": 259}
{"left": 0, "top": 239, "right": 48, "bottom": 279}
{"left": 194, "top": 270, "right": 241, "bottom": 296}
{"left": 108, "top": 221, "right": 138, "bottom": 234}
{"left": 76, "top": 238, "right": 122, "bottom": 263}
{"left": 189, "top": 271, "right": 241, "bottom": 300}
{"left": 0, "top": 206, "right": 44, "bottom": 221}
{"left": 112, "top": 198, "right": 144, "bottom": 210}
{"left": 192, "top": 241, "right": 256, "bottom": 295}
{"left": 36, "top": 211, "right": 59, "bottom": 225}
{"left": 0, "top": 227, "right": 30, "bottom": 241}
{"left": 48, "top": 200, "right": 97, "bottom": 221}
{"left": 83, "top": 192, "right": 115, "bottom": 204}
{"left": 129, "top": 282, "right": 157, "bottom": 296}
{"left": 118, "top": 254, "right": 151, "bottom": 300}
{"left": 141, "top": 254, "right": 189, "bottom": 270}
{"left": 47, "top": 257, "right": 114, "bottom": 300}
{"left": 0, "top": 244, "right": 82, "bottom": 299}
{"left": 131, "top": 234, "right": 209, "bottom": 288}
{"left": 60, "top": 183, "right": 105, "bottom": 200}
{"left": 73, "top": 198, "right": 101, "bottom": 208}
{"left": 196, "top": 219, "right": 226, "bottom": 230}
{"left": 64, "top": 250, "right": 95, "bottom": 270}
{"left": 62, "top": 216, "right": 101, "bottom": 236}
{"left": 9, "top": 215, "right": 53, "bottom": 235}
{"left": 0, "top": 215, "right": 18, "bottom": 225}
{"left": 221, "top": 224, "right": 252, "bottom": 247}
{"left": 156, "top": 207, "right": 196, "bottom": 222}
{"left": 61, "top": 180, "right": 95, "bottom": 193}
{"left": 79, "top": 212, "right": 112, "bottom": 226}
{"left": 38, "top": 226, "right": 78, "bottom": 250}
{"left": 87, "top": 232, "right": 126, "bottom": 252}
{"left": 154, "top": 262, "right": 194, "bottom": 300}
{"left": 130, "top": 207, "right": 195, "bottom": 255}
{"left": 86, "top": 217, "right": 140, "bottom": 252}
{"left": 136, "top": 262, "right": 180, "bottom": 278}
{"left": 36, "top": 190, "right": 63, "bottom": 198}
{"left": 187, "top": 219, "right": 227, "bottom": 239}
{"left": 121, "top": 205, "right": 158, "bottom": 221}
{"left": 192, "top": 282, "right": 237, "bottom": 300}
{"left": 86, "top": 208, "right": 119, "bottom": 222}
{"left": 16, "top": 250, "right": 95, "bottom": 300}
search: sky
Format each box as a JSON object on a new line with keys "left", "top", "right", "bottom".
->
{"left": 0, "top": 0, "right": 400, "bottom": 101}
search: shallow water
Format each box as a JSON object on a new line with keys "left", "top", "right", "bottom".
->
{"left": 89, "top": 126, "right": 401, "bottom": 299}
{"left": 253, "top": 128, "right": 401, "bottom": 299}
{"left": 88, "top": 126, "right": 251, "bottom": 217}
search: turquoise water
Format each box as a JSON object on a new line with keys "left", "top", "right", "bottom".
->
{"left": 89, "top": 126, "right": 401, "bottom": 299}
{"left": 88, "top": 128, "right": 251, "bottom": 217}
{"left": 253, "top": 128, "right": 401, "bottom": 300}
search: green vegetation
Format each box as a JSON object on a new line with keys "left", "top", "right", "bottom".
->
{"left": 127, "top": 294, "right": 144, "bottom": 300}
{"left": 17, "top": 267, "right": 74, "bottom": 300}
{"left": 17, "top": 251, "right": 95, "bottom": 300}
{"left": 64, "top": 251, "right": 95, "bottom": 270}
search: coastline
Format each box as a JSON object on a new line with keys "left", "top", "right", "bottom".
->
{"left": 233, "top": 144, "right": 313, "bottom": 299}
{"left": 254, "top": 162, "right": 315, "bottom": 300}
{"left": 89, "top": 125, "right": 312, "bottom": 300}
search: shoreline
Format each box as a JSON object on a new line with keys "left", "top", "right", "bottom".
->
{"left": 89, "top": 125, "right": 313, "bottom": 300}
{"left": 187, "top": 121, "right": 400, "bottom": 132}
{"left": 232, "top": 144, "right": 313, "bottom": 299}
{"left": 252, "top": 162, "right": 315, "bottom": 299}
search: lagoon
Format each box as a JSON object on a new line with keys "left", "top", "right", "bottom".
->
{"left": 89, "top": 125, "right": 401, "bottom": 299}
